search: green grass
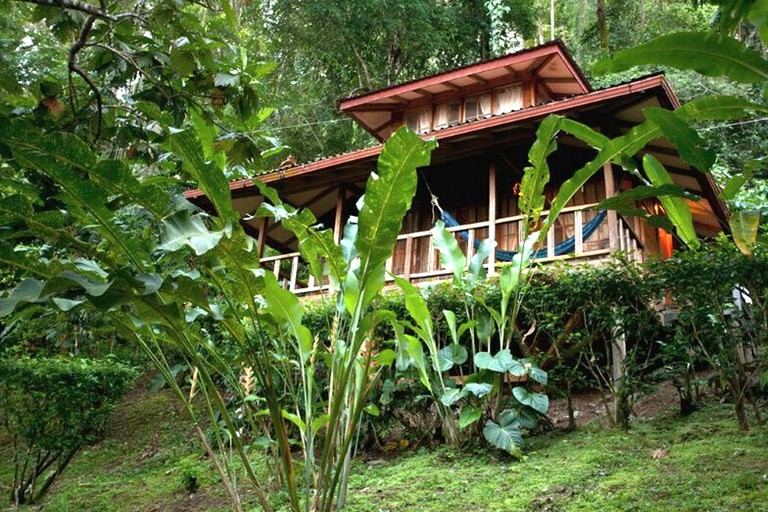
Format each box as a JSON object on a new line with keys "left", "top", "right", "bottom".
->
{"left": 344, "top": 405, "right": 768, "bottom": 512}
{"left": 2, "top": 384, "right": 767, "bottom": 511}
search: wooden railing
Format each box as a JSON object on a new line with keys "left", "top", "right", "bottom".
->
{"left": 261, "top": 204, "right": 644, "bottom": 295}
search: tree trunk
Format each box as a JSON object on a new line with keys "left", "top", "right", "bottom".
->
{"left": 596, "top": 0, "right": 609, "bottom": 51}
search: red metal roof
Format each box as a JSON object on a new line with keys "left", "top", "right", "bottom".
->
{"left": 184, "top": 73, "right": 677, "bottom": 200}
{"left": 339, "top": 40, "right": 592, "bottom": 109}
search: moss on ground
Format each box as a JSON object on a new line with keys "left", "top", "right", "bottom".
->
{"left": 1, "top": 383, "right": 766, "bottom": 511}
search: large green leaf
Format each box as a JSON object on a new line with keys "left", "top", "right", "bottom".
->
{"left": 468, "top": 239, "right": 494, "bottom": 281}
{"left": 459, "top": 405, "right": 483, "bottom": 429}
{"left": 170, "top": 130, "right": 238, "bottom": 224}
{"left": 483, "top": 418, "right": 523, "bottom": 454}
{"left": 474, "top": 350, "right": 514, "bottom": 373}
{"left": 0, "top": 122, "right": 148, "bottom": 268}
{"left": 519, "top": 115, "right": 561, "bottom": 229}
{"left": 594, "top": 32, "right": 768, "bottom": 83}
{"left": 643, "top": 107, "right": 716, "bottom": 172}
{"left": 259, "top": 269, "right": 313, "bottom": 363}
{"left": 512, "top": 386, "right": 549, "bottom": 415}
{"left": 730, "top": 210, "right": 761, "bottom": 256}
{"left": 431, "top": 220, "right": 466, "bottom": 282}
{"left": 643, "top": 155, "right": 700, "bottom": 250}
{"left": 394, "top": 276, "right": 434, "bottom": 341}
{"left": 355, "top": 128, "right": 435, "bottom": 305}
{"left": 676, "top": 95, "right": 768, "bottom": 121}
{"left": 159, "top": 210, "right": 226, "bottom": 255}
{"left": 721, "top": 169, "right": 755, "bottom": 202}
{"left": 464, "top": 382, "right": 493, "bottom": 398}
{"left": 543, "top": 121, "right": 659, "bottom": 235}
{"left": 0, "top": 279, "right": 45, "bottom": 317}
{"left": 440, "top": 387, "right": 468, "bottom": 406}
{"left": 438, "top": 344, "right": 468, "bottom": 371}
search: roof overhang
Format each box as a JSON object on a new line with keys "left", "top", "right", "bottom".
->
{"left": 339, "top": 40, "right": 592, "bottom": 141}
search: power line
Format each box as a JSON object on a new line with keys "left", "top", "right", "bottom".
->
{"left": 699, "top": 117, "right": 768, "bottom": 132}
{"left": 266, "top": 117, "right": 353, "bottom": 132}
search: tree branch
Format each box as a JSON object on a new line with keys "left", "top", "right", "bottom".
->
{"left": 14, "top": 0, "right": 117, "bottom": 21}
{"left": 68, "top": 15, "right": 103, "bottom": 141}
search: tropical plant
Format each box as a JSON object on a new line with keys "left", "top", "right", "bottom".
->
{"left": 593, "top": 0, "right": 768, "bottom": 251}
{"left": 0, "top": 115, "right": 434, "bottom": 512}
{"left": 0, "top": 355, "right": 137, "bottom": 505}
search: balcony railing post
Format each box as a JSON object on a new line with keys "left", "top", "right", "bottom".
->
{"left": 404, "top": 236, "right": 413, "bottom": 280}
{"left": 289, "top": 255, "right": 299, "bottom": 291}
{"left": 466, "top": 228, "right": 475, "bottom": 269}
{"left": 574, "top": 210, "right": 584, "bottom": 255}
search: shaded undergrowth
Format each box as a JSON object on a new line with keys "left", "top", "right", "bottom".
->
{"left": 1, "top": 381, "right": 766, "bottom": 512}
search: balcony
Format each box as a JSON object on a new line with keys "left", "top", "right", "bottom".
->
{"left": 260, "top": 204, "right": 644, "bottom": 296}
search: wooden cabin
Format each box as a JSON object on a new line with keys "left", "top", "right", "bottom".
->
{"left": 185, "top": 41, "right": 726, "bottom": 295}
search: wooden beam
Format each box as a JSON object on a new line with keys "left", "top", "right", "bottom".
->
{"left": 488, "top": 160, "right": 497, "bottom": 276}
{"left": 541, "top": 77, "right": 577, "bottom": 84}
{"left": 467, "top": 74, "right": 487, "bottom": 85}
{"left": 529, "top": 53, "right": 557, "bottom": 74}
{"left": 443, "top": 82, "right": 462, "bottom": 92}
{"left": 504, "top": 65, "right": 518, "bottom": 77}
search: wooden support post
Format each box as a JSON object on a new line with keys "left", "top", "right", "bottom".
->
{"left": 334, "top": 185, "right": 345, "bottom": 244}
{"left": 289, "top": 255, "right": 299, "bottom": 291}
{"left": 466, "top": 229, "right": 475, "bottom": 269}
{"left": 257, "top": 217, "right": 268, "bottom": 259}
{"left": 603, "top": 162, "right": 620, "bottom": 251}
{"left": 574, "top": 210, "right": 584, "bottom": 255}
{"left": 427, "top": 237, "right": 435, "bottom": 273}
{"left": 488, "top": 161, "right": 497, "bottom": 276}
{"left": 403, "top": 236, "right": 413, "bottom": 280}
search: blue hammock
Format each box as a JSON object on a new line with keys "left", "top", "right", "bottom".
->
{"left": 440, "top": 209, "right": 608, "bottom": 261}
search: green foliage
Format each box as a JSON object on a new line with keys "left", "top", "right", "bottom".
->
{"left": 648, "top": 239, "right": 768, "bottom": 430}
{"left": 0, "top": 356, "right": 137, "bottom": 504}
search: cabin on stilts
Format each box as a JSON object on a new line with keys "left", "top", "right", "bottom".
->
{"left": 185, "top": 41, "right": 727, "bottom": 296}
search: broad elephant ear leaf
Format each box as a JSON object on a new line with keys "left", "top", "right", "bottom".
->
{"left": 483, "top": 419, "right": 523, "bottom": 455}
{"left": 594, "top": 32, "right": 768, "bottom": 84}
{"left": 354, "top": 128, "right": 435, "bottom": 308}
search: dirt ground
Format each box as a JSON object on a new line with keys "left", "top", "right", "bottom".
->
{"left": 547, "top": 380, "right": 682, "bottom": 429}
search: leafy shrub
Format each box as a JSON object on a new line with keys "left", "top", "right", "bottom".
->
{"left": 0, "top": 355, "right": 138, "bottom": 505}
{"left": 648, "top": 239, "right": 768, "bottom": 429}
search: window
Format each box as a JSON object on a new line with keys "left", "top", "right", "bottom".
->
{"left": 433, "top": 102, "right": 460, "bottom": 129}
{"left": 405, "top": 107, "right": 432, "bottom": 134}
{"left": 494, "top": 85, "right": 524, "bottom": 114}
{"left": 464, "top": 94, "right": 491, "bottom": 121}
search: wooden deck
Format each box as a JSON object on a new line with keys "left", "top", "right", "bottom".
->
{"left": 262, "top": 205, "right": 644, "bottom": 296}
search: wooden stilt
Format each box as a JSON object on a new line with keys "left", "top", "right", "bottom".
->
{"left": 488, "top": 161, "right": 497, "bottom": 276}
{"left": 603, "top": 162, "right": 619, "bottom": 251}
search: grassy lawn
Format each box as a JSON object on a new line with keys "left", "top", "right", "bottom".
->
{"left": 1, "top": 383, "right": 766, "bottom": 511}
